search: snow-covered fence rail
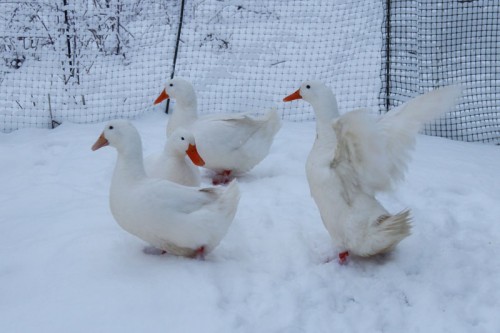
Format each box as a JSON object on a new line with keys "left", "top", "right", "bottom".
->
{"left": 0, "top": 0, "right": 498, "bottom": 143}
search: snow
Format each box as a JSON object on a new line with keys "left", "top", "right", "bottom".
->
{"left": 1, "top": 110, "right": 499, "bottom": 333}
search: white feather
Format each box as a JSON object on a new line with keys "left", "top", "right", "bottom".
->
{"left": 93, "top": 120, "right": 240, "bottom": 257}
{"left": 158, "top": 78, "right": 281, "bottom": 174}
{"left": 288, "top": 81, "right": 462, "bottom": 258}
{"left": 144, "top": 127, "right": 201, "bottom": 187}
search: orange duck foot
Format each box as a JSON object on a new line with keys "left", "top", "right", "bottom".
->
{"left": 190, "top": 246, "right": 206, "bottom": 260}
{"left": 212, "top": 170, "right": 232, "bottom": 185}
{"left": 339, "top": 251, "right": 349, "bottom": 264}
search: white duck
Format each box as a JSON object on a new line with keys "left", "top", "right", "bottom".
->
{"left": 144, "top": 127, "right": 204, "bottom": 187}
{"left": 284, "top": 81, "right": 462, "bottom": 263}
{"left": 91, "top": 120, "right": 240, "bottom": 258}
{"left": 154, "top": 77, "right": 282, "bottom": 184}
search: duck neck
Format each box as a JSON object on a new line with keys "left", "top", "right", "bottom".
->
{"left": 167, "top": 97, "right": 198, "bottom": 137}
{"left": 164, "top": 144, "right": 184, "bottom": 162}
{"left": 112, "top": 142, "right": 147, "bottom": 185}
{"left": 311, "top": 93, "right": 340, "bottom": 141}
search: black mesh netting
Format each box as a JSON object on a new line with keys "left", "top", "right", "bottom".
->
{"left": 1, "top": 0, "right": 499, "bottom": 144}
{"left": 381, "top": 0, "right": 500, "bottom": 143}
{"left": 0, "top": 0, "right": 383, "bottom": 132}
{"left": 0, "top": 1, "right": 179, "bottom": 131}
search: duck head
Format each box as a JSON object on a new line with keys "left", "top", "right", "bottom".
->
{"left": 154, "top": 77, "right": 196, "bottom": 105}
{"left": 283, "top": 80, "right": 335, "bottom": 104}
{"left": 91, "top": 120, "right": 142, "bottom": 155}
{"left": 283, "top": 80, "right": 340, "bottom": 122}
{"left": 168, "top": 128, "right": 205, "bottom": 167}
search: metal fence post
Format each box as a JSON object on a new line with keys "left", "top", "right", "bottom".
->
{"left": 165, "top": 0, "right": 187, "bottom": 114}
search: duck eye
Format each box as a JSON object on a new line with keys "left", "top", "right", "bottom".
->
{"left": 109, "top": 125, "right": 114, "bottom": 130}
{"left": 181, "top": 137, "right": 185, "bottom": 140}
{"left": 306, "top": 85, "right": 311, "bottom": 89}
{"left": 169, "top": 83, "right": 173, "bottom": 87}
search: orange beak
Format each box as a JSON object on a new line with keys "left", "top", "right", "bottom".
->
{"left": 154, "top": 89, "right": 170, "bottom": 105}
{"left": 92, "top": 133, "right": 109, "bottom": 151}
{"left": 283, "top": 89, "right": 302, "bottom": 102}
{"left": 186, "top": 144, "right": 205, "bottom": 167}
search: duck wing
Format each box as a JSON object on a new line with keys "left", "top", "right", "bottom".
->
{"left": 198, "top": 114, "right": 260, "bottom": 150}
{"left": 331, "top": 109, "right": 391, "bottom": 198}
{"left": 377, "top": 85, "right": 463, "bottom": 189}
{"left": 332, "top": 85, "right": 462, "bottom": 196}
{"left": 138, "top": 179, "right": 224, "bottom": 214}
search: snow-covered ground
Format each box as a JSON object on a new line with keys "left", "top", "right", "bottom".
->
{"left": 1, "top": 110, "right": 499, "bottom": 333}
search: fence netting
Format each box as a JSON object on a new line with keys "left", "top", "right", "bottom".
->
{"left": 1, "top": 0, "right": 499, "bottom": 144}
{"left": 381, "top": 0, "right": 500, "bottom": 143}
{"left": 0, "top": 0, "right": 179, "bottom": 132}
{"left": 173, "top": 0, "right": 382, "bottom": 122}
{"left": 0, "top": 0, "right": 382, "bottom": 132}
